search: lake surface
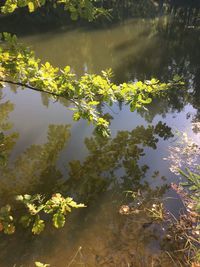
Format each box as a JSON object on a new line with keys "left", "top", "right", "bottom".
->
{"left": 0, "top": 4, "right": 200, "bottom": 267}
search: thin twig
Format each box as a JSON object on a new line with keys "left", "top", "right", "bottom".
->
{"left": 67, "top": 246, "right": 83, "bottom": 267}
{"left": 0, "top": 79, "right": 79, "bottom": 107}
{"left": 165, "top": 251, "right": 179, "bottom": 267}
{"left": 0, "top": 79, "right": 61, "bottom": 97}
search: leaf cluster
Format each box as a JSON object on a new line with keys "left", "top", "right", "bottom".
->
{"left": 0, "top": 0, "right": 108, "bottom": 21}
{"left": 0, "top": 33, "right": 182, "bottom": 137}
{"left": 0, "top": 193, "right": 85, "bottom": 235}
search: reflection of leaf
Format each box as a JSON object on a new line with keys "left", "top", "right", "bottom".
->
{"left": 0, "top": 97, "right": 18, "bottom": 168}
{"left": 0, "top": 124, "right": 71, "bottom": 198}
{"left": 0, "top": 204, "right": 16, "bottom": 234}
{"left": 3, "top": 223, "right": 15, "bottom": 234}
{"left": 19, "top": 215, "right": 32, "bottom": 228}
{"left": 65, "top": 122, "right": 173, "bottom": 203}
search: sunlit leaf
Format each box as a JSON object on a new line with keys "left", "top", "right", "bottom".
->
{"left": 52, "top": 213, "right": 65, "bottom": 228}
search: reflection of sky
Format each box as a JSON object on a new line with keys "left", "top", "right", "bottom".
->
{"left": 3, "top": 84, "right": 199, "bottom": 184}
{"left": 3, "top": 85, "right": 93, "bottom": 169}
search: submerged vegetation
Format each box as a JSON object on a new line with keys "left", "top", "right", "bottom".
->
{"left": 119, "top": 167, "right": 200, "bottom": 266}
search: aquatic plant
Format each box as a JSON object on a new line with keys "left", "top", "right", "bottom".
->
{"left": 169, "top": 171, "right": 200, "bottom": 266}
{"left": 119, "top": 166, "right": 200, "bottom": 266}
{"left": 180, "top": 167, "right": 200, "bottom": 213}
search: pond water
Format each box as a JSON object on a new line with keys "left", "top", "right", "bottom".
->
{"left": 0, "top": 4, "right": 200, "bottom": 267}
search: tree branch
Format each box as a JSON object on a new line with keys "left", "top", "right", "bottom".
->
{"left": 0, "top": 78, "right": 79, "bottom": 106}
{"left": 0, "top": 79, "right": 61, "bottom": 97}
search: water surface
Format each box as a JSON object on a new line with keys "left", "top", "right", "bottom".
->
{"left": 0, "top": 6, "right": 200, "bottom": 267}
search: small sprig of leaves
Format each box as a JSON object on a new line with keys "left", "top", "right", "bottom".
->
{"left": 0, "top": 193, "right": 85, "bottom": 235}
{"left": 0, "top": 33, "right": 184, "bottom": 137}
{"left": 146, "top": 203, "right": 165, "bottom": 221}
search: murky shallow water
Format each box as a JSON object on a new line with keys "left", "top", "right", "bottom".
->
{"left": 0, "top": 6, "right": 200, "bottom": 267}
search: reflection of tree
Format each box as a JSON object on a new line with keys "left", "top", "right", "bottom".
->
{"left": 70, "top": 185, "right": 171, "bottom": 267}
{"left": 0, "top": 89, "right": 179, "bottom": 266}
{"left": 0, "top": 109, "right": 173, "bottom": 204}
{"left": 113, "top": 15, "right": 200, "bottom": 125}
{"left": 64, "top": 121, "right": 173, "bottom": 202}
{"left": 0, "top": 90, "right": 18, "bottom": 166}
{"left": 101, "top": 0, "right": 200, "bottom": 23}
{"left": 0, "top": 90, "right": 72, "bottom": 195}
{"left": 0, "top": 124, "right": 71, "bottom": 204}
{"left": 0, "top": 102, "right": 173, "bottom": 204}
{"left": 0, "top": 1, "right": 199, "bottom": 39}
{"left": 0, "top": 115, "right": 175, "bottom": 266}
{"left": 1, "top": 0, "right": 199, "bottom": 32}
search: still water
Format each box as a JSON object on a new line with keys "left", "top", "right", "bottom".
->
{"left": 0, "top": 6, "right": 200, "bottom": 267}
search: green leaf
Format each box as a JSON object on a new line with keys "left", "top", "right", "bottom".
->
{"left": 73, "top": 112, "right": 81, "bottom": 121}
{"left": 28, "top": 2, "right": 35, "bottom": 12}
{"left": 173, "top": 74, "right": 181, "bottom": 82}
{"left": 66, "top": 198, "right": 85, "bottom": 208}
{"left": 24, "top": 194, "right": 32, "bottom": 200}
{"left": 15, "top": 195, "right": 24, "bottom": 201}
{"left": 32, "top": 217, "right": 45, "bottom": 235}
{"left": 0, "top": 33, "right": 182, "bottom": 137}
{"left": 52, "top": 213, "right": 65, "bottom": 228}
{"left": 35, "top": 262, "right": 50, "bottom": 267}
{"left": 88, "top": 101, "right": 100, "bottom": 106}
{"left": 64, "top": 66, "right": 70, "bottom": 73}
